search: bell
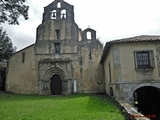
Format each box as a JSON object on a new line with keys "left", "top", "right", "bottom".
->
{"left": 62, "top": 13, "right": 66, "bottom": 19}
{"left": 52, "top": 12, "right": 56, "bottom": 17}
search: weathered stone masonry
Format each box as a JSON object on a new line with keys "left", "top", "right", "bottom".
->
{"left": 6, "top": 0, "right": 105, "bottom": 95}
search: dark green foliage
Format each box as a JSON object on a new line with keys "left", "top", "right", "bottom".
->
{"left": 0, "top": 0, "right": 29, "bottom": 25}
{"left": 0, "top": 28, "right": 15, "bottom": 69}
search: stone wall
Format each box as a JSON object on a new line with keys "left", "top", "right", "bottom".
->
{"left": 35, "top": 38, "right": 105, "bottom": 94}
{"left": 36, "top": 21, "right": 79, "bottom": 41}
{"left": 6, "top": 45, "right": 37, "bottom": 94}
{"left": 78, "top": 39, "right": 104, "bottom": 93}
{"left": 110, "top": 81, "right": 160, "bottom": 103}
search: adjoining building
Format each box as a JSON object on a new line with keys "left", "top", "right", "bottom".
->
{"left": 100, "top": 35, "right": 160, "bottom": 106}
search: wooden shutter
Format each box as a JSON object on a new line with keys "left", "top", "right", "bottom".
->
{"left": 149, "top": 50, "right": 155, "bottom": 68}
{"left": 134, "top": 51, "right": 138, "bottom": 69}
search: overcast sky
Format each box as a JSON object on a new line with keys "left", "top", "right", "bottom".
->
{"left": 2, "top": 0, "right": 160, "bottom": 51}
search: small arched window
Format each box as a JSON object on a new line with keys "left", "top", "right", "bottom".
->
{"left": 57, "top": 2, "right": 61, "bottom": 8}
{"left": 51, "top": 10, "right": 57, "bottom": 19}
{"left": 61, "top": 9, "right": 66, "bottom": 19}
{"left": 87, "top": 31, "right": 91, "bottom": 39}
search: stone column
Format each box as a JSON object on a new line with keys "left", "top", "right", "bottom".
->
{"left": 38, "top": 81, "right": 42, "bottom": 95}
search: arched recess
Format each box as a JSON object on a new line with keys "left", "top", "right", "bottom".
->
{"left": 57, "top": 2, "right": 61, "bottom": 8}
{"left": 87, "top": 31, "right": 91, "bottom": 39}
{"left": 51, "top": 10, "right": 57, "bottom": 19}
{"left": 42, "top": 67, "right": 67, "bottom": 81}
{"left": 129, "top": 83, "right": 160, "bottom": 100}
{"left": 61, "top": 9, "right": 66, "bottom": 19}
{"left": 133, "top": 86, "right": 160, "bottom": 117}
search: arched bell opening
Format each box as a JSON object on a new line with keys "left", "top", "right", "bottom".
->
{"left": 82, "top": 28, "right": 97, "bottom": 40}
{"left": 87, "top": 31, "right": 91, "bottom": 39}
{"left": 51, "top": 10, "right": 57, "bottom": 19}
{"left": 61, "top": 9, "right": 66, "bottom": 19}
{"left": 57, "top": 2, "right": 61, "bottom": 8}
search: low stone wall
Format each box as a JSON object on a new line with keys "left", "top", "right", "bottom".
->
{"left": 115, "top": 99, "right": 150, "bottom": 120}
{"left": 110, "top": 81, "right": 160, "bottom": 104}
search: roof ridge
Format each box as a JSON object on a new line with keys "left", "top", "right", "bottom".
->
{"left": 100, "top": 35, "right": 160, "bottom": 63}
{"left": 108, "top": 35, "right": 160, "bottom": 43}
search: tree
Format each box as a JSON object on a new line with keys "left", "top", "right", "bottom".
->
{"left": 0, "top": 27, "right": 15, "bottom": 70}
{"left": 0, "top": 27, "right": 15, "bottom": 91}
{"left": 0, "top": 0, "right": 29, "bottom": 25}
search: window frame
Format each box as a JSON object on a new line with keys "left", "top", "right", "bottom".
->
{"left": 55, "top": 29, "right": 60, "bottom": 39}
{"left": 54, "top": 42, "right": 60, "bottom": 54}
{"left": 134, "top": 50, "right": 155, "bottom": 70}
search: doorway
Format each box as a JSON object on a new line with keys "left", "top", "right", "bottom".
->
{"left": 50, "top": 74, "right": 62, "bottom": 95}
{"left": 133, "top": 86, "right": 160, "bottom": 119}
{"left": 0, "top": 69, "right": 6, "bottom": 91}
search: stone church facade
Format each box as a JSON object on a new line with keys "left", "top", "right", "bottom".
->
{"left": 6, "top": 0, "right": 104, "bottom": 95}
{"left": 6, "top": 0, "right": 160, "bottom": 111}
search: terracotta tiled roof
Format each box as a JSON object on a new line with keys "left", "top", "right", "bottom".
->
{"left": 109, "top": 35, "right": 160, "bottom": 43}
{"left": 100, "top": 35, "right": 160, "bottom": 63}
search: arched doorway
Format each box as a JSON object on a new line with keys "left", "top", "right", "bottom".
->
{"left": 133, "top": 86, "right": 160, "bottom": 119}
{"left": 50, "top": 74, "right": 62, "bottom": 95}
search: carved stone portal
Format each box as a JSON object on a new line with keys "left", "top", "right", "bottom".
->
{"left": 38, "top": 58, "right": 73, "bottom": 95}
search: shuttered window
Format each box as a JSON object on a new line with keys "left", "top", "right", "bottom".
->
{"left": 134, "top": 50, "right": 155, "bottom": 69}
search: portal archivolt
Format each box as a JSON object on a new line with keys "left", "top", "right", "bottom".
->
{"left": 43, "top": 67, "right": 66, "bottom": 81}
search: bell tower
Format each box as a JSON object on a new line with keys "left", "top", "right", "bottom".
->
{"left": 36, "top": 0, "right": 78, "bottom": 42}
{"left": 35, "top": 0, "right": 79, "bottom": 55}
{"left": 42, "top": 0, "right": 74, "bottom": 22}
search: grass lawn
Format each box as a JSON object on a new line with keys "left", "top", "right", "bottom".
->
{"left": 0, "top": 92, "right": 125, "bottom": 120}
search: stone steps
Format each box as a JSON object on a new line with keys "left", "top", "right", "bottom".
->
{"left": 116, "top": 99, "right": 150, "bottom": 120}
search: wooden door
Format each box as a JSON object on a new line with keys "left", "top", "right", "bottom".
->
{"left": 51, "top": 75, "right": 62, "bottom": 95}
